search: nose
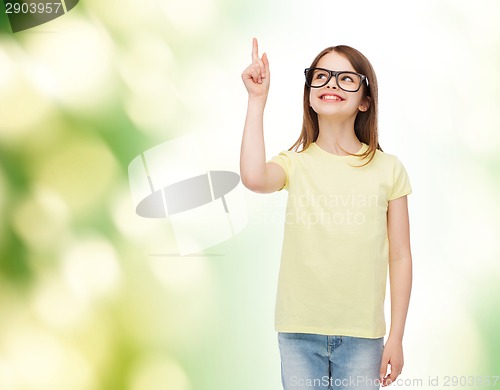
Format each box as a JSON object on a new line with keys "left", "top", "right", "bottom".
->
{"left": 326, "top": 75, "right": 338, "bottom": 89}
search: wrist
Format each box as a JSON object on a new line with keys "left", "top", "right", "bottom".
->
{"left": 387, "top": 331, "right": 404, "bottom": 342}
{"left": 247, "top": 95, "right": 268, "bottom": 108}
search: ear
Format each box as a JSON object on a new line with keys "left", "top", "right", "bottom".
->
{"left": 358, "top": 96, "right": 371, "bottom": 112}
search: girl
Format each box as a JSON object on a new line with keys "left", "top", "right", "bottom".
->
{"left": 240, "top": 38, "right": 412, "bottom": 389}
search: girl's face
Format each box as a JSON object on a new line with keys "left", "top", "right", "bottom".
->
{"left": 309, "top": 51, "right": 370, "bottom": 120}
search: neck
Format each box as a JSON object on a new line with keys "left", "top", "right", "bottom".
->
{"left": 315, "top": 115, "right": 361, "bottom": 155}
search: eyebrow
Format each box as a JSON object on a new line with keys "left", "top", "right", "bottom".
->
{"left": 314, "top": 67, "right": 357, "bottom": 73}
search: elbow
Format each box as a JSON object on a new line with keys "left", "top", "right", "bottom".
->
{"left": 240, "top": 174, "right": 265, "bottom": 193}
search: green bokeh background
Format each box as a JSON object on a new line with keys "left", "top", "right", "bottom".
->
{"left": 1, "top": 0, "right": 499, "bottom": 389}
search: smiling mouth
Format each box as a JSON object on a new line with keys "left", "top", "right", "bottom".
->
{"left": 320, "top": 94, "right": 344, "bottom": 102}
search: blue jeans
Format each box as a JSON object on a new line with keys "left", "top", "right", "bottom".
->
{"left": 278, "top": 332, "right": 384, "bottom": 390}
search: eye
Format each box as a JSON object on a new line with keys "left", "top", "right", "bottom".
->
{"left": 315, "top": 71, "right": 329, "bottom": 80}
{"left": 341, "top": 75, "right": 355, "bottom": 83}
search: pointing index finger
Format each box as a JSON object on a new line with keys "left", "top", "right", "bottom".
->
{"left": 252, "top": 37, "right": 259, "bottom": 62}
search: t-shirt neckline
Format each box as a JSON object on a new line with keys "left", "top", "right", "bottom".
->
{"left": 311, "top": 141, "right": 368, "bottom": 158}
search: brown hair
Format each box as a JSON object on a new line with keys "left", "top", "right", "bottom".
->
{"left": 289, "top": 45, "right": 382, "bottom": 166}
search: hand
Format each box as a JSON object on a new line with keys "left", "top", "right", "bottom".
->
{"left": 379, "top": 337, "right": 404, "bottom": 387}
{"left": 241, "top": 37, "right": 270, "bottom": 99}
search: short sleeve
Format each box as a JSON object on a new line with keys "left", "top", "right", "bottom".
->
{"left": 388, "top": 157, "right": 412, "bottom": 201}
{"left": 268, "top": 150, "right": 292, "bottom": 192}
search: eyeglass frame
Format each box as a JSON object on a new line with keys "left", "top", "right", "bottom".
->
{"left": 304, "top": 67, "right": 370, "bottom": 93}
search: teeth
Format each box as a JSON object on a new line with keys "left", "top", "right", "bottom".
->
{"left": 322, "top": 95, "right": 342, "bottom": 101}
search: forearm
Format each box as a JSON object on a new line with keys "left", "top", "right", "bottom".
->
{"left": 388, "top": 255, "right": 412, "bottom": 341}
{"left": 240, "top": 97, "right": 267, "bottom": 188}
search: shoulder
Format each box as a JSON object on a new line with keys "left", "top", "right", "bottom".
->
{"left": 268, "top": 149, "right": 297, "bottom": 173}
{"left": 376, "top": 149, "right": 412, "bottom": 199}
{"left": 373, "top": 148, "right": 398, "bottom": 162}
{"left": 269, "top": 149, "right": 295, "bottom": 163}
{"left": 279, "top": 145, "right": 311, "bottom": 157}
{"left": 372, "top": 148, "right": 406, "bottom": 169}
{"left": 269, "top": 146, "right": 310, "bottom": 164}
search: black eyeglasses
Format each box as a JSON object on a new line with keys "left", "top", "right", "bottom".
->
{"left": 304, "top": 67, "right": 369, "bottom": 92}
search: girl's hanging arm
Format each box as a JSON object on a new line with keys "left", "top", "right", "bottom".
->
{"left": 240, "top": 38, "right": 285, "bottom": 194}
{"left": 379, "top": 195, "right": 412, "bottom": 386}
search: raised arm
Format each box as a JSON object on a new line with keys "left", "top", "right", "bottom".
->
{"left": 240, "top": 38, "right": 285, "bottom": 194}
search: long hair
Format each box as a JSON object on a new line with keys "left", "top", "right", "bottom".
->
{"left": 289, "top": 45, "right": 382, "bottom": 166}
